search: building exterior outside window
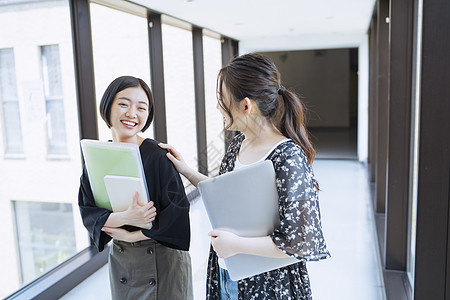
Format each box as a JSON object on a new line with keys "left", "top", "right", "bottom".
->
{"left": 0, "top": 48, "right": 24, "bottom": 155}
{"left": 90, "top": 2, "right": 153, "bottom": 142}
{"left": 0, "top": 1, "right": 88, "bottom": 297}
{"left": 41, "top": 44, "right": 68, "bottom": 155}
{"left": 162, "top": 23, "right": 198, "bottom": 188}
{"left": 203, "top": 35, "right": 224, "bottom": 176}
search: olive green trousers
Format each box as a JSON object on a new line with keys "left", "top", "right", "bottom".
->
{"left": 109, "top": 239, "right": 193, "bottom": 300}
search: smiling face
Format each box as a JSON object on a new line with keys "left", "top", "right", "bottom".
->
{"left": 109, "top": 87, "right": 150, "bottom": 143}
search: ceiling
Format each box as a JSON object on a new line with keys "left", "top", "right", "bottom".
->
{"left": 131, "top": 0, "right": 376, "bottom": 52}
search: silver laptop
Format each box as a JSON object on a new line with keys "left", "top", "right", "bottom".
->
{"left": 198, "top": 160, "right": 299, "bottom": 281}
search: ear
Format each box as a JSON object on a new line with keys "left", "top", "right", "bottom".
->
{"left": 240, "top": 97, "right": 253, "bottom": 116}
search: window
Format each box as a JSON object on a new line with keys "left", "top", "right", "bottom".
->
{"left": 0, "top": 1, "right": 87, "bottom": 297}
{"left": 13, "top": 201, "right": 77, "bottom": 285}
{"left": 202, "top": 35, "right": 224, "bottom": 176}
{"left": 0, "top": 48, "right": 24, "bottom": 154}
{"left": 90, "top": 2, "right": 152, "bottom": 141}
{"left": 41, "top": 45, "right": 68, "bottom": 155}
{"left": 162, "top": 23, "right": 198, "bottom": 179}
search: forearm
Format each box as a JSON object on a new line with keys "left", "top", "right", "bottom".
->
{"left": 182, "top": 167, "right": 209, "bottom": 187}
{"left": 104, "top": 198, "right": 156, "bottom": 228}
{"left": 236, "top": 236, "right": 291, "bottom": 258}
{"left": 104, "top": 211, "right": 127, "bottom": 227}
{"left": 101, "top": 226, "right": 151, "bottom": 243}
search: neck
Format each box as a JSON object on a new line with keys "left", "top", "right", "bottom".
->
{"left": 241, "top": 115, "right": 282, "bottom": 145}
{"left": 111, "top": 130, "right": 140, "bottom": 145}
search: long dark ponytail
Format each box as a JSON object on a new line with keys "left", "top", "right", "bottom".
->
{"left": 217, "top": 53, "right": 315, "bottom": 164}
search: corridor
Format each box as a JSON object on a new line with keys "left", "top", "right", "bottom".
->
{"left": 62, "top": 160, "right": 386, "bottom": 300}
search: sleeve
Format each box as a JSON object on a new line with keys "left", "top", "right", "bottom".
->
{"left": 141, "top": 156, "right": 190, "bottom": 251}
{"left": 78, "top": 166, "right": 112, "bottom": 252}
{"left": 269, "top": 152, "right": 330, "bottom": 261}
{"left": 218, "top": 132, "right": 244, "bottom": 175}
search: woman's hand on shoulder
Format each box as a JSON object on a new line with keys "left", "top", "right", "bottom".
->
{"left": 158, "top": 143, "right": 209, "bottom": 187}
{"left": 158, "top": 143, "right": 190, "bottom": 175}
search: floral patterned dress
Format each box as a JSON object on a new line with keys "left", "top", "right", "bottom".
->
{"left": 206, "top": 133, "right": 330, "bottom": 300}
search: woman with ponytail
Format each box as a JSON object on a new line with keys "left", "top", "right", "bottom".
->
{"left": 160, "top": 53, "right": 330, "bottom": 299}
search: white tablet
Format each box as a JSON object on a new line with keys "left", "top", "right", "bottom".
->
{"left": 198, "top": 160, "right": 299, "bottom": 281}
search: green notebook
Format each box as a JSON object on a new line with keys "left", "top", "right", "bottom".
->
{"left": 80, "top": 139, "right": 149, "bottom": 211}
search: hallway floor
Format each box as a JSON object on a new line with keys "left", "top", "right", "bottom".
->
{"left": 307, "top": 160, "right": 385, "bottom": 299}
{"left": 62, "top": 160, "right": 385, "bottom": 300}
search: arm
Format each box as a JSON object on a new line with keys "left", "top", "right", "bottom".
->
{"left": 269, "top": 149, "right": 330, "bottom": 261}
{"left": 209, "top": 230, "right": 290, "bottom": 259}
{"left": 140, "top": 151, "right": 191, "bottom": 251}
{"left": 104, "top": 191, "right": 156, "bottom": 228}
{"left": 79, "top": 169, "right": 157, "bottom": 250}
{"left": 158, "top": 143, "right": 208, "bottom": 187}
{"left": 78, "top": 170, "right": 112, "bottom": 251}
{"left": 209, "top": 146, "right": 329, "bottom": 261}
{"left": 101, "top": 226, "right": 150, "bottom": 243}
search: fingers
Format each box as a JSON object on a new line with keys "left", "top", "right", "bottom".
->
{"left": 158, "top": 142, "right": 169, "bottom": 149}
{"left": 159, "top": 143, "right": 177, "bottom": 155}
{"left": 125, "top": 197, "right": 157, "bottom": 226}
{"left": 131, "top": 191, "right": 139, "bottom": 206}
{"left": 148, "top": 210, "right": 156, "bottom": 222}
{"left": 101, "top": 226, "right": 114, "bottom": 236}
{"left": 166, "top": 149, "right": 179, "bottom": 160}
{"left": 143, "top": 202, "right": 157, "bottom": 223}
{"left": 144, "top": 200, "right": 154, "bottom": 209}
{"left": 148, "top": 205, "right": 156, "bottom": 214}
{"left": 146, "top": 205, "right": 157, "bottom": 217}
{"left": 159, "top": 143, "right": 181, "bottom": 160}
{"left": 166, "top": 152, "right": 179, "bottom": 164}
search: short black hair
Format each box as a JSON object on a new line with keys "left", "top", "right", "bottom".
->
{"left": 99, "top": 76, "right": 154, "bottom": 132}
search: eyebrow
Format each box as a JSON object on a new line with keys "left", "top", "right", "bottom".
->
{"left": 117, "top": 97, "right": 149, "bottom": 106}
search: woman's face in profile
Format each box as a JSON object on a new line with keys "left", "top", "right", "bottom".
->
{"left": 217, "top": 84, "right": 243, "bottom": 131}
{"left": 109, "top": 86, "right": 149, "bottom": 141}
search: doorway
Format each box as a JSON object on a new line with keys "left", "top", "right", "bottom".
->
{"left": 261, "top": 48, "right": 358, "bottom": 160}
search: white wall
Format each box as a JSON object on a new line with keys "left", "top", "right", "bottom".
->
{"left": 240, "top": 33, "right": 367, "bottom": 54}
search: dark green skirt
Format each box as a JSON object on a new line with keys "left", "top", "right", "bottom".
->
{"left": 109, "top": 239, "right": 193, "bottom": 300}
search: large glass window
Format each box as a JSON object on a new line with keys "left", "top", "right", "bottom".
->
{"left": 202, "top": 35, "right": 224, "bottom": 176}
{"left": 90, "top": 2, "right": 152, "bottom": 141}
{"left": 0, "top": 48, "right": 24, "bottom": 155}
{"left": 0, "top": 1, "right": 88, "bottom": 297}
{"left": 162, "top": 23, "right": 198, "bottom": 182}
{"left": 13, "top": 201, "right": 77, "bottom": 284}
